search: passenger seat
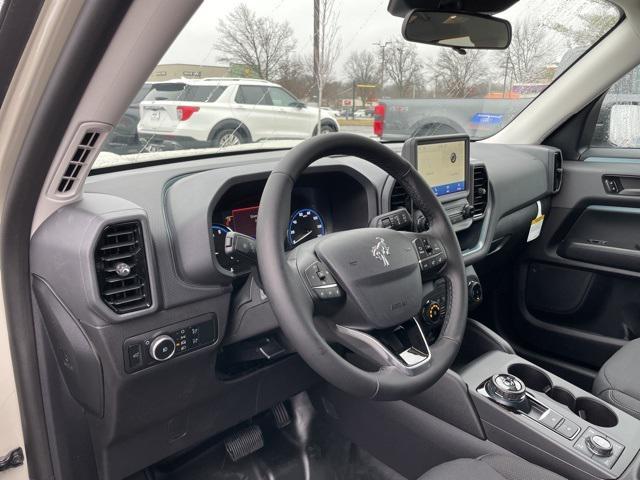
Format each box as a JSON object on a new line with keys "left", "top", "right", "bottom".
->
{"left": 593, "top": 338, "right": 640, "bottom": 419}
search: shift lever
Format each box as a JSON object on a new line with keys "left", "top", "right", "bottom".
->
{"left": 485, "top": 373, "right": 531, "bottom": 413}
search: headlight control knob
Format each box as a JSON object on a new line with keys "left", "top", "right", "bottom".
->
{"left": 149, "top": 335, "right": 176, "bottom": 362}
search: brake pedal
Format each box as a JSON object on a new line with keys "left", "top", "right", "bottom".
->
{"left": 224, "top": 424, "right": 264, "bottom": 462}
{"left": 271, "top": 402, "right": 291, "bottom": 429}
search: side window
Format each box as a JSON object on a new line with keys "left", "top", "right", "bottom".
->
{"left": 592, "top": 65, "right": 640, "bottom": 148}
{"left": 269, "top": 87, "right": 298, "bottom": 107}
{"left": 235, "top": 86, "right": 272, "bottom": 105}
{"left": 184, "top": 85, "right": 226, "bottom": 102}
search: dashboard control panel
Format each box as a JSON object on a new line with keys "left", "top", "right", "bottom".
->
{"left": 123, "top": 314, "right": 217, "bottom": 373}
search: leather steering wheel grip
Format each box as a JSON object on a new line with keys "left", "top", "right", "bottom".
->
{"left": 256, "top": 133, "right": 468, "bottom": 400}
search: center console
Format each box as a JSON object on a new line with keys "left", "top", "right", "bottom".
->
{"left": 460, "top": 351, "right": 640, "bottom": 479}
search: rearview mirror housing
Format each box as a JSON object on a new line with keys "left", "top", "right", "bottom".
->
{"left": 402, "top": 10, "right": 512, "bottom": 50}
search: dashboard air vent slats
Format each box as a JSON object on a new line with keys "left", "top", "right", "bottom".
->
{"left": 472, "top": 165, "right": 488, "bottom": 217}
{"left": 390, "top": 181, "right": 412, "bottom": 212}
{"left": 57, "top": 131, "right": 101, "bottom": 194}
{"left": 552, "top": 151, "right": 563, "bottom": 193}
{"left": 94, "top": 221, "right": 152, "bottom": 314}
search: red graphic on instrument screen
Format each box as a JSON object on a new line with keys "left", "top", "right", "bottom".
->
{"left": 227, "top": 205, "right": 260, "bottom": 238}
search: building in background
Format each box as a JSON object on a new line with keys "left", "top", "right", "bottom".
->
{"left": 148, "top": 64, "right": 229, "bottom": 81}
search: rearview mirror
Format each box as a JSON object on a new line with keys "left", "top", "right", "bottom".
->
{"left": 402, "top": 10, "right": 512, "bottom": 50}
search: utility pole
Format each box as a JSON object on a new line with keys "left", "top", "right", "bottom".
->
{"left": 373, "top": 41, "right": 391, "bottom": 97}
{"left": 313, "top": 0, "right": 320, "bottom": 99}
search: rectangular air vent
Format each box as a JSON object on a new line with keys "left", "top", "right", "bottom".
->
{"left": 94, "top": 221, "right": 152, "bottom": 314}
{"left": 552, "top": 151, "right": 563, "bottom": 193}
{"left": 57, "top": 131, "right": 101, "bottom": 194}
{"left": 472, "top": 165, "right": 488, "bottom": 218}
{"left": 390, "top": 181, "right": 412, "bottom": 212}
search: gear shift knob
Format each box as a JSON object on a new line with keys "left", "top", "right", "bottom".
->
{"left": 485, "top": 373, "right": 531, "bottom": 412}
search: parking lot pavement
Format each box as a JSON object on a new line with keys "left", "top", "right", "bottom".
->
{"left": 339, "top": 124, "right": 376, "bottom": 137}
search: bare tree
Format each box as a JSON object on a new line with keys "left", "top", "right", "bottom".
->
{"left": 216, "top": 4, "right": 296, "bottom": 80}
{"left": 502, "top": 20, "right": 556, "bottom": 84}
{"left": 311, "top": 0, "right": 341, "bottom": 131}
{"left": 344, "top": 50, "right": 379, "bottom": 106}
{"left": 385, "top": 40, "right": 423, "bottom": 98}
{"left": 433, "top": 49, "right": 486, "bottom": 98}
{"left": 548, "top": 0, "right": 618, "bottom": 47}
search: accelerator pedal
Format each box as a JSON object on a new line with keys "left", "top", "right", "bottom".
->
{"left": 271, "top": 402, "right": 291, "bottom": 429}
{"left": 224, "top": 424, "right": 264, "bottom": 462}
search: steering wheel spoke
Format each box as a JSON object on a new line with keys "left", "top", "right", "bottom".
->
{"left": 322, "top": 318, "right": 432, "bottom": 376}
{"left": 401, "top": 231, "right": 448, "bottom": 281}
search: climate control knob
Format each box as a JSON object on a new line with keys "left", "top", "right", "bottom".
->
{"left": 149, "top": 335, "right": 176, "bottom": 362}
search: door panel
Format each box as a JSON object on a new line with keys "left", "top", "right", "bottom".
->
{"left": 513, "top": 160, "right": 640, "bottom": 381}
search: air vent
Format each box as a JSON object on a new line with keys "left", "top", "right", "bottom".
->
{"left": 472, "top": 165, "right": 488, "bottom": 217}
{"left": 552, "top": 151, "right": 563, "bottom": 193}
{"left": 57, "top": 131, "right": 101, "bottom": 194}
{"left": 390, "top": 181, "right": 412, "bottom": 212}
{"left": 94, "top": 221, "right": 152, "bottom": 314}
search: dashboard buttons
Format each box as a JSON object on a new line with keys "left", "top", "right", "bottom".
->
{"left": 149, "top": 335, "right": 176, "bottom": 362}
{"left": 127, "top": 344, "right": 143, "bottom": 369}
{"left": 124, "top": 315, "right": 217, "bottom": 373}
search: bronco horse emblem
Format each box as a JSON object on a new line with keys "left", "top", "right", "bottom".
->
{"left": 371, "top": 236, "right": 391, "bottom": 267}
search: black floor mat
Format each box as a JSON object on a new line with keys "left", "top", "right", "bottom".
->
{"left": 148, "top": 393, "right": 406, "bottom": 480}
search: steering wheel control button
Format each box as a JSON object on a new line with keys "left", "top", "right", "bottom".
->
{"left": 539, "top": 409, "right": 564, "bottom": 429}
{"left": 150, "top": 335, "right": 176, "bottom": 362}
{"left": 586, "top": 435, "right": 613, "bottom": 457}
{"left": 555, "top": 419, "right": 580, "bottom": 439}
{"left": 369, "top": 208, "right": 412, "bottom": 230}
{"left": 413, "top": 237, "right": 446, "bottom": 274}
{"left": 305, "top": 262, "right": 342, "bottom": 300}
{"left": 485, "top": 374, "right": 530, "bottom": 411}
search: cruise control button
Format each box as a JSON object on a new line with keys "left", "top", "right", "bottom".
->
{"left": 555, "top": 419, "right": 580, "bottom": 439}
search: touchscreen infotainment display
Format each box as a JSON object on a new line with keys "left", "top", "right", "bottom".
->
{"left": 416, "top": 140, "right": 466, "bottom": 197}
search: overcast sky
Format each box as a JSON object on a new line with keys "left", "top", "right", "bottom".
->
{"left": 160, "top": 0, "right": 619, "bottom": 80}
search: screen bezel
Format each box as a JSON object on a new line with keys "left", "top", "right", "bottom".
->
{"left": 401, "top": 134, "right": 471, "bottom": 203}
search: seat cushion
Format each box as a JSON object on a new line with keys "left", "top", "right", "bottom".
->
{"left": 419, "top": 454, "right": 566, "bottom": 480}
{"left": 593, "top": 338, "right": 640, "bottom": 419}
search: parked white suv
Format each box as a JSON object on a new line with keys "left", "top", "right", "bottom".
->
{"left": 137, "top": 78, "right": 339, "bottom": 149}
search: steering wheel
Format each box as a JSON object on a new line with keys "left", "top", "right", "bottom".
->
{"left": 256, "top": 133, "right": 468, "bottom": 400}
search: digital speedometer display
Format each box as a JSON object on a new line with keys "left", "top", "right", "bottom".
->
{"left": 287, "top": 208, "right": 326, "bottom": 247}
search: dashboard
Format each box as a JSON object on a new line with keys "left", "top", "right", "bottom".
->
{"left": 29, "top": 140, "right": 563, "bottom": 480}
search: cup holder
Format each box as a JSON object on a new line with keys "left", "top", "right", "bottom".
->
{"left": 507, "top": 363, "right": 552, "bottom": 393}
{"left": 506, "top": 363, "right": 618, "bottom": 428}
{"left": 574, "top": 397, "right": 618, "bottom": 428}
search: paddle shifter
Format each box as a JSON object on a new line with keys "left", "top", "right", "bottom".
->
{"left": 485, "top": 373, "right": 531, "bottom": 413}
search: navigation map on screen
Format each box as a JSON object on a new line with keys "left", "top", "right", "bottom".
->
{"left": 416, "top": 140, "right": 466, "bottom": 197}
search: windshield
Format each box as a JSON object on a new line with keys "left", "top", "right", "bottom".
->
{"left": 95, "top": 0, "right": 619, "bottom": 169}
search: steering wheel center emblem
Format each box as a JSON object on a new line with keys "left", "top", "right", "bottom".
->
{"left": 371, "top": 236, "right": 391, "bottom": 267}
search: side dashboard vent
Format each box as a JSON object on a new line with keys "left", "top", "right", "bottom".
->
{"left": 94, "top": 221, "right": 152, "bottom": 314}
{"left": 552, "top": 151, "right": 563, "bottom": 193}
{"left": 57, "top": 131, "right": 101, "bottom": 194}
{"left": 472, "top": 165, "right": 488, "bottom": 217}
{"left": 390, "top": 181, "right": 412, "bottom": 212}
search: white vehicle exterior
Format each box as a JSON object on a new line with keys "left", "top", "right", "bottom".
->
{"left": 138, "top": 78, "right": 339, "bottom": 148}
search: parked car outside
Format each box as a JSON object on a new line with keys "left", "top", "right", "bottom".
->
{"left": 103, "top": 83, "right": 152, "bottom": 153}
{"left": 138, "top": 78, "right": 339, "bottom": 150}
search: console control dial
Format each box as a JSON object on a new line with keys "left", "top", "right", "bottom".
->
{"left": 586, "top": 435, "right": 614, "bottom": 457}
{"left": 149, "top": 335, "right": 176, "bottom": 362}
{"left": 485, "top": 373, "right": 530, "bottom": 412}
